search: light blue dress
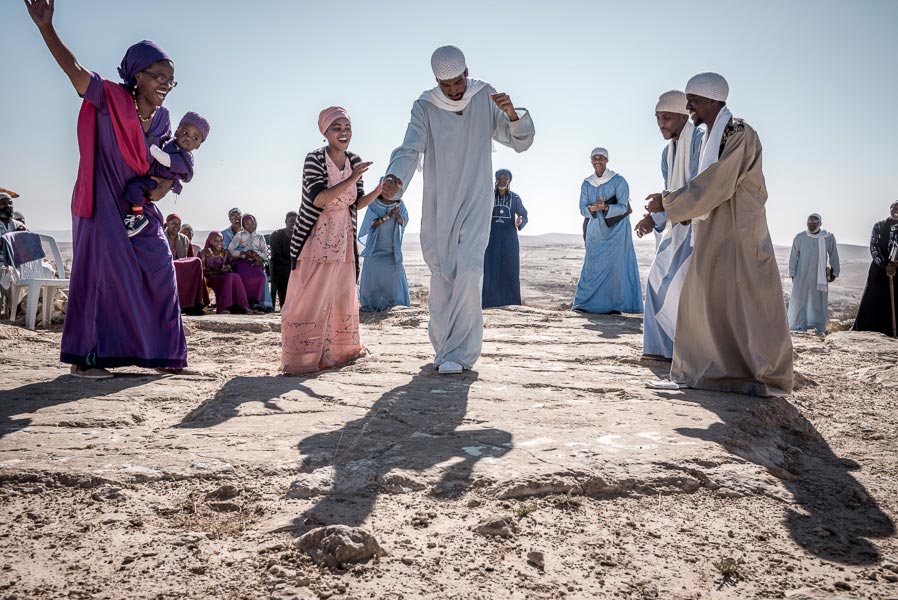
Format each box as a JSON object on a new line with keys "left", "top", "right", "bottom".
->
{"left": 358, "top": 200, "right": 411, "bottom": 312}
{"left": 643, "top": 126, "right": 703, "bottom": 357}
{"left": 574, "top": 173, "right": 643, "bottom": 314}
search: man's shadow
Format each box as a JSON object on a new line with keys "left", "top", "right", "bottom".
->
{"left": 291, "top": 366, "right": 512, "bottom": 530}
{"left": 0, "top": 374, "right": 160, "bottom": 439}
{"left": 655, "top": 390, "right": 894, "bottom": 565}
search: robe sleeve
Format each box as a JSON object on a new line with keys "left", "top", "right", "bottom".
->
{"left": 827, "top": 235, "right": 840, "bottom": 277}
{"left": 398, "top": 201, "right": 410, "bottom": 229}
{"left": 788, "top": 235, "right": 800, "bottom": 278}
{"left": 513, "top": 193, "right": 528, "bottom": 230}
{"left": 82, "top": 72, "right": 107, "bottom": 112}
{"left": 491, "top": 102, "right": 535, "bottom": 152}
{"left": 604, "top": 177, "right": 630, "bottom": 219}
{"left": 150, "top": 150, "right": 194, "bottom": 183}
{"left": 358, "top": 203, "right": 383, "bottom": 251}
{"left": 386, "top": 101, "right": 429, "bottom": 196}
{"left": 663, "top": 128, "right": 750, "bottom": 222}
{"left": 228, "top": 232, "right": 242, "bottom": 258}
{"left": 256, "top": 234, "right": 270, "bottom": 263}
{"left": 653, "top": 148, "right": 669, "bottom": 231}
{"left": 579, "top": 182, "right": 595, "bottom": 219}
{"left": 870, "top": 223, "right": 886, "bottom": 267}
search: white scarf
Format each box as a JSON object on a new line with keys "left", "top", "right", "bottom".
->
{"left": 418, "top": 78, "right": 490, "bottom": 112}
{"left": 585, "top": 168, "right": 617, "bottom": 188}
{"left": 805, "top": 229, "right": 831, "bottom": 292}
{"left": 693, "top": 106, "right": 733, "bottom": 222}
{"left": 665, "top": 121, "right": 695, "bottom": 192}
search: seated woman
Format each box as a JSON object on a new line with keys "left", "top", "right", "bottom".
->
{"left": 228, "top": 213, "right": 272, "bottom": 311}
{"left": 200, "top": 231, "right": 250, "bottom": 314}
{"left": 165, "top": 213, "right": 208, "bottom": 315}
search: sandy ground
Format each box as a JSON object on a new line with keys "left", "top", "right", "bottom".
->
{"left": 1, "top": 239, "right": 897, "bottom": 600}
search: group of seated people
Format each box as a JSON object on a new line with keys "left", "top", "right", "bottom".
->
{"left": 166, "top": 207, "right": 295, "bottom": 315}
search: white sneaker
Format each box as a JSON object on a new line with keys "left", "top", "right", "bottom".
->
{"left": 438, "top": 361, "right": 463, "bottom": 375}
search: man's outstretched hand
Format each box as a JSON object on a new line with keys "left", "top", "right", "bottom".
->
{"left": 381, "top": 176, "right": 401, "bottom": 200}
{"left": 644, "top": 193, "right": 664, "bottom": 214}
{"left": 634, "top": 214, "right": 655, "bottom": 238}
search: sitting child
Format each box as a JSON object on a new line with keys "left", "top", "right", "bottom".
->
{"left": 123, "top": 111, "right": 210, "bottom": 237}
{"left": 228, "top": 214, "right": 272, "bottom": 310}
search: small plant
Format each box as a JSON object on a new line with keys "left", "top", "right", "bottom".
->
{"left": 712, "top": 556, "right": 745, "bottom": 585}
{"left": 513, "top": 502, "right": 538, "bottom": 519}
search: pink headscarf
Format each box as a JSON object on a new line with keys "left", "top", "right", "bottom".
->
{"left": 318, "top": 106, "right": 350, "bottom": 135}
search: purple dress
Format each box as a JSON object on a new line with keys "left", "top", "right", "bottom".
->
{"left": 60, "top": 72, "right": 187, "bottom": 369}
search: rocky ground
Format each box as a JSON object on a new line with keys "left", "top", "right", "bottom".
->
{"left": 1, "top": 241, "right": 897, "bottom": 599}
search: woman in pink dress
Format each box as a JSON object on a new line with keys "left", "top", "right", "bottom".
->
{"left": 281, "top": 107, "right": 382, "bottom": 374}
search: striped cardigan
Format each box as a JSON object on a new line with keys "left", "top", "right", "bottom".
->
{"left": 289, "top": 148, "right": 364, "bottom": 280}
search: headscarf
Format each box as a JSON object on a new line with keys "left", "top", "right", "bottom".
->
{"left": 0, "top": 192, "right": 12, "bottom": 203}
{"left": 204, "top": 230, "right": 222, "bottom": 250}
{"left": 228, "top": 207, "right": 241, "bottom": 217}
{"left": 318, "top": 106, "right": 350, "bottom": 135}
{"left": 495, "top": 169, "right": 512, "bottom": 182}
{"left": 178, "top": 112, "right": 211, "bottom": 141}
{"left": 165, "top": 213, "right": 181, "bottom": 225}
{"left": 590, "top": 147, "right": 609, "bottom": 160}
{"left": 117, "top": 40, "right": 170, "bottom": 87}
{"left": 431, "top": 45, "right": 467, "bottom": 81}
{"left": 685, "top": 72, "right": 729, "bottom": 102}
{"left": 808, "top": 213, "right": 822, "bottom": 222}
{"left": 241, "top": 214, "right": 256, "bottom": 231}
{"left": 655, "top": 90, "right": 688, "bottom": 115}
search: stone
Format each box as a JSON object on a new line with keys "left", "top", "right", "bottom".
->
{"left": 207, "top": 484, "right": 241, "bottom": 499}
{"left": 295, "top": 526, "right": 384, "bottom": 569}
{"left": 526, "top": 551, "right": 545, "bottom": 570}
{"left": 473, "top": 516, "right": 518, "bottom": 538}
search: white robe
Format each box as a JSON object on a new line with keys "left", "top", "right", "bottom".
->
{"left": 788, "top": 230, "right": 840, "bottom": 333}
{"left": 386, "top": 83, "right": 535, "bottom": 368}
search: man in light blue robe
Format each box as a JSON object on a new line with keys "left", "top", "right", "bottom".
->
{"left": 573, "top": 147, "right": 643, "bottom": 314}
{"left": 380, "top": 45, "right": 535, "bottom": 374}
{"left": 788, "top": 213, "right": 840, "bottom": 334}
{"left": 635, "top": 91, "right": 704, "bottom": 359}
{"left": 358, "top": 197, "right": 411, "bottom": 312}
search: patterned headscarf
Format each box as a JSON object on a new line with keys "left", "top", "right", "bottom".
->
{"left": 204, "top": 230, "right": 222, "bottom": 250}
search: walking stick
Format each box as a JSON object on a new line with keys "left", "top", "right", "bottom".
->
{"left": 889, "top": 246, "right": 898, "bottom": 338}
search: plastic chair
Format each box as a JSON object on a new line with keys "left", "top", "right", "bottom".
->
{"left": 6, "top": 234, "right": 69, "bottom": 330}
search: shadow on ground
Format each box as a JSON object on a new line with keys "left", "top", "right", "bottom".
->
{"left": 291, "top": 366, "right": 512, "bottom": 530}
{"left": 654, "top": 389, "right": 895, "bottom": 565}
{"left": 0, "top": 374, "right": 162, "bottom": 439}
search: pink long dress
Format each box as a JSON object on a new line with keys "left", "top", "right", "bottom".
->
{"left": 280, "top": 151, "right": 365, "bottom": 374}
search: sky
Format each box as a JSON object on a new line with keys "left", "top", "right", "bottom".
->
{"left": 3, "top": 0, "right": 897, "bottom": 246}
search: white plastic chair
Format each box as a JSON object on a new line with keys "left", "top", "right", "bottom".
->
{"left": 5, "top": 234, "right": 69, "bottom": 330}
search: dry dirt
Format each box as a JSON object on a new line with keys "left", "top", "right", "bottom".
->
{"left": 1, "top": 241, "right": 897, "bottom": 600}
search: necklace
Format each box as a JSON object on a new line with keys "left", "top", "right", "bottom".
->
{"left": 132, "top": 88, "right": 157, "bottom": 124}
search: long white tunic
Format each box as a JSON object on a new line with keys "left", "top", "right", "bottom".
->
{"left": 787, "top": 231, "right": 840, "bottom": 333}
{"left": 386, "top": 84, "right": 535, "bottom": 368}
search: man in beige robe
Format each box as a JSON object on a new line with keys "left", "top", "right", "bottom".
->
{"left": 646, "top": 72, "right": 793, "bottom": 396}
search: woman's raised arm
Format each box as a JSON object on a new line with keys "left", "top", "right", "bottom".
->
{"left": 25, "top": 0, "right": 91, "bottom": 96}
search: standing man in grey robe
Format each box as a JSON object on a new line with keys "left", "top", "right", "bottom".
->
{"left": 646, "top": 72, "right": 793, "bottom": 396}
{"left": 788, "top": 213, "right": 840, "bottom": 334}
{"left": 380, "top": 45, "right": 535, "bottom": 374}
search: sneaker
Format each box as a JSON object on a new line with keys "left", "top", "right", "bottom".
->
{"left": 438, "top": 361, "right": 463, "bottom": 375}
{"left": 124, "top": 214, "right": 149, "bottom": 237}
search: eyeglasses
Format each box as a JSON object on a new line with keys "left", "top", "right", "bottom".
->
{"left": 141, "top": 70, "right": 178, "bottom": 88}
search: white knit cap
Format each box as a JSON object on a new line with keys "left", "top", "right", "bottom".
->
{"left": 655, "top": 90, "right": 688, "bottom": 115}
{"left": 590, "top": 147, "right": 609, "bottom": 159}
{"left": 685, "top": 72, "right": 729, "bottom": 102}
{"left": 431, "top": 45, "right": 467, "bottom": 81}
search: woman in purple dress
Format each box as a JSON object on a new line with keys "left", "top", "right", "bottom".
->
{"left": 26, "top": 0, "right": 187, "bottom": 378}
{"left": 200, "top": 232, "right": 251, "bottom": 315}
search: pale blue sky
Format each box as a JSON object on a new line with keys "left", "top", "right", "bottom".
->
{"left": 3, "top": 0, "right": 897, "bottom": 245}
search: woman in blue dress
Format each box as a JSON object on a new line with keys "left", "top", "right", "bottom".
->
{"left": 573, "top": 147, "right": 643, "bottom": 314}
{"left": 482, "top": 169, "right": 528, "bottom": 308}
{"left": 358, "top": 194, "right": 411, "bottom": 311}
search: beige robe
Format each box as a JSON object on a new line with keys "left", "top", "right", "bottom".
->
{"left": 662, "top": 119, "right": 793, "bottom": 396}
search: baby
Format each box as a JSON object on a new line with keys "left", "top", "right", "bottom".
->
{"left": 123, "top": 111, "right": 210, "bottom": 237}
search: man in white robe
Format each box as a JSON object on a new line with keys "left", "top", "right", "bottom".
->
{"left": 646, "top": 72, "right": 793, "bottom": 396}
{"left": 788, "top": 213, "right": 840, "bottom": 334}
{"left": 635, "top": 90, "right": 703, "bottom": 359}
{"left": 381, "top": 45, "right": 535, "bottom": 374}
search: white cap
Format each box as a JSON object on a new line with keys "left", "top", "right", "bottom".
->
{"left": 655, "top": 90, "right": 688, "bottom": 115}
{"left": 685, "top": 72, "right": 729, "bottom": 102}
{"left": 431, "top": 45, "right": 467, "bottom": 81}
{"left": 590, "top": 147, "right": 609, "bottom": 159}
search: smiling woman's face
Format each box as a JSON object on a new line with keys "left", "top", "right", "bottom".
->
{"left": 325, "top": 117, "right": 352, "bottom": 151}
{"left": 135, "top": 59, "right": 175, "bottom": 108}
